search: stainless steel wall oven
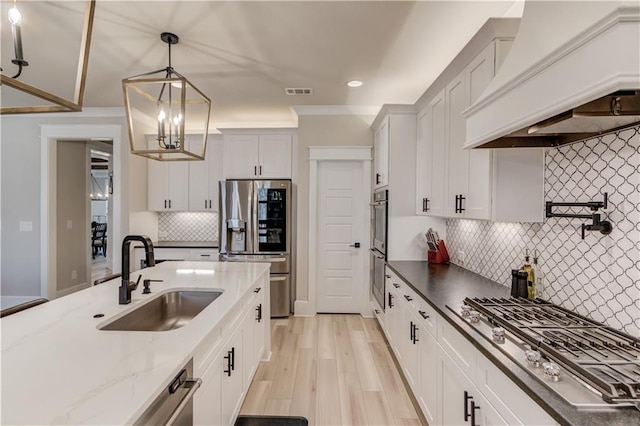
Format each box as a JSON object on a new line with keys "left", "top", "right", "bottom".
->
{"left": 370, "top": 189, "right": 388, "bottom": 310}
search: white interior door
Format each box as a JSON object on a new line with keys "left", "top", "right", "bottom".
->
{"left": 316, "top": 160, "right": 365, "bottom": 313}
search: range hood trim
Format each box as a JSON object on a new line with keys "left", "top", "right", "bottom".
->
{"left": 464, "top": 2, "right": 640, "bottom": 149}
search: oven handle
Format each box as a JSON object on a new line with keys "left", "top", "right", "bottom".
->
{"left": 165, "top": 378, "right": 202, "bottom": 426}
{"left": 370, "top": 248, "right": 385, "bottom": 260}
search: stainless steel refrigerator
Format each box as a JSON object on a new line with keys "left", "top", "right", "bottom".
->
{"left": 219, "top": 180, "right": 294, "bottom": 317}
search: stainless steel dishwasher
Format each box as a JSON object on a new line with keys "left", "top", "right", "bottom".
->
{"left": 134, "top": 359, "right": 201, "bottom": 426}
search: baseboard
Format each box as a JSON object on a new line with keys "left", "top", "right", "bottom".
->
{"left": 56, "top": 282, "right": 90, "bottom": 298}
{"left": 0, "top": 296, "right": 41, "bottom": 310}
{"left": 293, "top": 300, "right": 315, "bottom": 317}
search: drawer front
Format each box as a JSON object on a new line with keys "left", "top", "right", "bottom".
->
{"left": 415, "top": 297, "right": 438, "bottom": 337}
{"left": 190, "top": 249, "right": 216, "bottom": 261}
{"left": 193, "top": 326, "right": 222, "bottom": 376}
{"left": 438, "top": 318, "right": 477, "bottom": 382}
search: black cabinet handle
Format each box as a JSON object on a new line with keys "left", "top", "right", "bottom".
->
{"left": 423, "top": 198, "right": 430, "bottom": 212}
{"left": 254, "top": 287, "right": 262, "bottom": 293}
{"left": 471, "top": 400, "right": 480, "bottom": 426}
{"left": 459, "top": 195, "right": 466, "bottom": 213}
{"left": 169, "top": 199, "right": 172, "bottom": 209}
{"left": 388, "top": 292, "right": 394, "bottom": 308}
{"left": 393, "top": 283, "right": 400, "bottom": 289}
{"left": 455, "top": 195, "right": 459, "bottom": 213}
{"left": 409, "top": 321, "right": 414, "bottom": 341}
{"left": 256, "top": 303, "right": 262, "bottom": 322}
{"left": 224, "top": 351, "right": 232, "bottom": 376}
{"left": 230, "top": 347, "right": 235, "bottom": 371}
{"left": 385, "top": 274, "right": 391, "bottom": 279}
{"left": 205, "top": 200, "right": 207, "bottom": 209}
{"left": 419, "top": 310, "right": 430, "bottom": 320}
{"left": 464, "top": 391, "right": 473, "bottom": 422}
{"left": 254, "top": 165, "right": 257, "bottom": 176}
{"left": 259, "top": 165, "right": 262, "bottom": 175}
{"left": 376, "top": 173, "right": 381, "bottom": 184}
{"left": 404, "top": 294, "right": 413, "bottom": 302}
{"left": 413, "top": 323, "right": 419, "bottom": 344}
{"left": 164, "top": 200, "right": 167, "bottom": 209}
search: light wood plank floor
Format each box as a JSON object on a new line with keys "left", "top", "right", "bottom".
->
{"left": 91, "top": 256, "right": 113, "bottom": 284}
{"left": 240, "top": 314, "right": 422, "bottom": 426}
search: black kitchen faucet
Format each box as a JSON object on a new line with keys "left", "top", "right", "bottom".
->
{"left": 119, "top": 235, "right": 155, "bottom": 304}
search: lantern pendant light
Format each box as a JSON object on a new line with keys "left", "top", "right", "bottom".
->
{"left": 123, "top": 32, "right": 211, "bottom": 161}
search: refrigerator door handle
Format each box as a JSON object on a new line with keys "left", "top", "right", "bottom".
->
{"left": 269, "top": 276, "right": 287, "bottom": 282}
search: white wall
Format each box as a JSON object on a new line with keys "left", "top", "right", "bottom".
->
{"left": 295, "top": 114, "right": 375, "bottom": 301}
{"left": 0, "top": 110, "right": 142, "bottom": 299}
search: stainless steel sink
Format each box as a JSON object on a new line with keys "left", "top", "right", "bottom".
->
{"left": 100, "top": 290, "right": 223, "bottom": 332}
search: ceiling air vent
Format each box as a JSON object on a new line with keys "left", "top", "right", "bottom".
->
{"left": 285, "top": 88, "right": 313, "bottom": 96}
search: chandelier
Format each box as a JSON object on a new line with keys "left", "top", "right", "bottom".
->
{"left": 122, "top": 32, "right": 211, "bottom": 161}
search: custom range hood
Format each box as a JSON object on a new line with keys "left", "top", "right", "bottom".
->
{"left": 464, "top": 0, "right": 640, "bottom": 149}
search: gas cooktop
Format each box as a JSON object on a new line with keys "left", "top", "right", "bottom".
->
{"left": 452, "top": 297, "right": 640, "bottom": 410}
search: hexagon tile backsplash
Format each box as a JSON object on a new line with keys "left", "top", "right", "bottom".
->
{"left": 447, "top": 126, "right": 639, "bottom": 337}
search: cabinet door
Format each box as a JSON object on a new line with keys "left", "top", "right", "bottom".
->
{"left": 221, "top": 329, "right": 244, "bottom": 426}
{"left": 147, "top": 137, "right": 170, "bottom": 211}
{"left": 402, "top": 308, "right": 421, "bottom": 395}
{"left": 194, "top": 354, "right": 222, "bottom": 426}
{"left": 189, "top": 137, "right": 223, "bottom": 211}
{"left": 444, "top": 70, "right": 468, "bottom": 218}
{"left": 258, "top": 135, "right": 292, "bottom": 178}
{"left": 242, "top": 309, "right": 255, "bottom": 390}
{"left": 374, "top": 117, "right": 389, "bottom": 188}
{"left": 167, "top": 161, "right": 189, "bottom": 211}
{"left": 464, "top": 42, "right": 495, "bottom": 220}
{"left": 418, "top": 318, "right": 438, "bottom": 426}
{"left": 224, "top": 135, "right": 259, "bottom": 179}
{"left": 253, "top": 287, "right": 266, "bottom": 366}
{"left": 439, "top": 348, "right": 476, "bottom": 426}
{"left": 416, "top": 90, "right": 446, "bottom": 217}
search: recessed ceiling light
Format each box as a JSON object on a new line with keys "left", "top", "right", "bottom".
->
{"left": 347, "top": 80, "right": 363, "bottom": 88}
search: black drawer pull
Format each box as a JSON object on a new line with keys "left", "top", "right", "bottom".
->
{"left": 254, "top": 287, "right": 262, "bottom": 293}
{"left": 388, "top": 292, "right": 394, "bottom": 308}
{"left": 404, "top": 294, "right": 412, "bottom": 302}
{"left": 418, "top": 310, "right": 429, "bottom": 320}
{"left": 393, "top": 283, "right": 400, "bottom": 289}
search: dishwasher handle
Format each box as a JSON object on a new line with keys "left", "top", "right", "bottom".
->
{"left": 165, "top": 378, "right": 202, "bottom": 426}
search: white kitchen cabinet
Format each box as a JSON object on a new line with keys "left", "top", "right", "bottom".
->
{"left": 439, "top": 348, "right": 506, "bottom": 426}
{"left": 189, "top": 136, "right": 223, "bottom": 211}
{"left": 373, "top": 116, "right": 390, "bottom": 188}
{"left": 416, "top": 90, "right": 446, "bottom": 216}
{"left": 223, "top": 133, "right": 293, "bottom": 179}
{"left": 147, "top": 137, "right": 190, "bottom": 211}
{"left": 193, "top": 354, "right": 222, "bottom": 426}
{"left": 415, "top": 27, "right": 544, "bottom": 222}
{"left": 253, "top": 286, "right": 266, "bottom": 367}
{"left": 402, "top": 307, "right": 421, "bottom": 395}
{"left": 133, "top": 247, "right": 218, "bottom": 270}
{"left": 418, "top": 317, "right": 438, "bottom": 426}
{"left": 220, "top": 328, "right": 244, "bottom": 426}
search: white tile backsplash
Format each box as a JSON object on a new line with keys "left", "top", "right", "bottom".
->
{"left": 158, "top": 212, "right": 218, "bottom": 242}
{"left": 447, "top": 126, "right": 640, "bottom": 337}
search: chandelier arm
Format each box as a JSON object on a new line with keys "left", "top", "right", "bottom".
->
{"left": 124, "top": 67, "right": 171, "bottom": 80}
{"left": 11, "top": 63, "right": 23, "bottom": 79}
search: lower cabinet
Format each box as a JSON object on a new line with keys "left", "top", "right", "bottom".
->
{"left": 379, "top": 266, "right": 555, "bottom": 426}
{"left": 193, "top": 355, "right": 222, "bottom": 426}
{"left": 221, "top": 329, "right": 244, "bottom": 426}
{"left": 194, "top": 279, "right": 268, "bottom": 426}
{"left": 439, "top": 348, "right": 506, "bottom": 426}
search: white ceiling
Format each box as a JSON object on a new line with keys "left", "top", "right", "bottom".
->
{"left": 1, "top": 0, "right": 523, "bottom": 128}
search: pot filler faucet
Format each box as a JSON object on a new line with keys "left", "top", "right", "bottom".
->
{"left": 120, "top": 235, "right": 155, "bottom": 304}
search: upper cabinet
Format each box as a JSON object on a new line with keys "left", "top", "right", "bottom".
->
{"left": 148, "top": 134, "right": 224, "bottom": 212}
{"left": 189, "top": 136, "right": 224, "bottom": 211}
{"left": 373, "top": 117, "right": 390, "bottom": 188}
{"left": 147, "top": 136, "right": 190, "bottom": 211}
{"left": 222, "top": 131, "right": 294, "bottom": 179}
{"left": 415, "top": 19, "right": 544, "bottom": 223}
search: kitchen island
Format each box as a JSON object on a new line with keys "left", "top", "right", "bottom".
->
{"left": 1, "top": 261, "right": 270, "bottom": 425}
{"left": 385, "top": 261, "right": 640, "bottom": 426}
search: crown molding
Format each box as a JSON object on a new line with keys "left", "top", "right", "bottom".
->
{"left": 291, "top": 105, "right": 380, "bottom": 117}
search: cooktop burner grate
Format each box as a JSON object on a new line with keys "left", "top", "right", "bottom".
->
{"left": 464, "top": 297, "right": 640, "bottom": 404}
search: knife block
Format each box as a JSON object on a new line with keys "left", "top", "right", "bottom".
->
{"left": 428, "top": 240, "right": 450, "bottom": 264}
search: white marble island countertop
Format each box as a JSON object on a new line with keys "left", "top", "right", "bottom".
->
{"left": 1, "top": 261, "right": 270, "bottom": 425}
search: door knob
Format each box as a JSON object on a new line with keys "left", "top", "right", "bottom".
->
{"left": 349, "top": 242, "right": 360, "bottom": 248}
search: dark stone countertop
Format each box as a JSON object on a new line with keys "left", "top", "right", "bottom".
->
{"left": 134, "top": 241, "right": 219, "bottom": 249}
{"left": 386, "top": 261, "right": 640, "bottom": 426}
